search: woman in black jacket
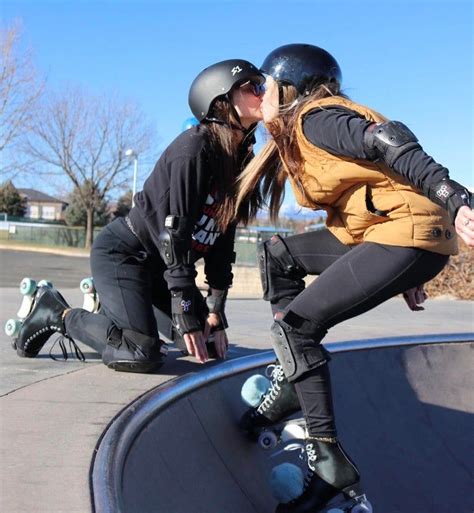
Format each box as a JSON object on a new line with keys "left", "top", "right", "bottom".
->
{"left": 11, "top": 58, "right": 265, "bottom": 373}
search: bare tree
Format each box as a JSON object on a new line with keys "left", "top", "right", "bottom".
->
{"left": 22, "top": 87, "right": 156, "bottom": 248}
{"left": 0, "top": 21, "right": 44, "bottom": 177}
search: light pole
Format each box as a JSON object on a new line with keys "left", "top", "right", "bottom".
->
{"left": 125, "top": 149, "right": 138, "bottom": 207}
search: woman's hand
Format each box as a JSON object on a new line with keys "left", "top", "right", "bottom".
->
{"left": 403, "top": 284, "right": 428, "bottom": 311}
{"left": 261, "top": 75, "right": 280, "bottom": 124}
{"left": 183, "top": 331, "right": 209, "bottom": 364}
{"left": 454, "top": 205, "right": 474, "bottom": 247}
{"left": 204, "top": 313, "right": 229, "bottom": 359}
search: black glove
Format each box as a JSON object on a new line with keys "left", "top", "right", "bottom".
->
{"left": 206, "top": 289, "right": 229, "bottom": 331}
{"left": 171, "top": 287, "right": 208, "bottom": 336}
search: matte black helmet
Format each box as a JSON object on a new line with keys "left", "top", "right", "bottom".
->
{"left": 188, "top": 59, "right": 265, "bottom": 121}
{"left": 261, "top": 43, "right": 342, "bottom": 96}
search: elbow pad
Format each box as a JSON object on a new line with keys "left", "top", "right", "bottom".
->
{"left": 157, "top": 215, "right": 191, "bottom": 267}
{"left": 363, "top": 120, "right": 421, "bottom": 167}
{"left": 423, "top": 178, "right": 472, "bottom": 224}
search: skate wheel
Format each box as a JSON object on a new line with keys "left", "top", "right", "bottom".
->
{"left": 38, "top": 279, "right": 53, "bottom": 288}
{"left": 5, "top": 318, "right": 22, "bottom": 337}
{"left": 80, "top": 277, "right": 95, "bottom": 294}
{"left": 351, "top": 501, "right": 373, "bottom": 513}
{"left": 20, "top": 277, "right": 37, "bottom": 296}
{"left": 258, "top": 430, "right": 278, "bottom": 449}
{"left": 280, "top": 422, "right": 306, "bottom": 443}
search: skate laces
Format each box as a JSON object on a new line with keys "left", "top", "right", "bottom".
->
{"left": 287, "top": 457, "right": 316, "bottom": 504}
{"left": 305, "top": 442, "right": 318, "bottom": 471}
{"left": 258, "top": 365, "right": 285, "bottom": 413}
{"left": 287, "top": 443, "right": 317, "bottom": 502}
{"left": 49, "top": 335, "right": 85, "bottom": 362}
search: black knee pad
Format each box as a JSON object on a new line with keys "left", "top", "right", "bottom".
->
{"left": 107, "top": 326, "right": 168, "bottom": 359}
{"left": 257, "top": 235, "right": 306, "bottom": 302}
{"left": 270, "top": 316, "right": 330, "bottom": 383}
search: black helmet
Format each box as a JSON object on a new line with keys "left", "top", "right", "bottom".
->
{"left": 261, "top": 43, "right": 342, "bottom": 96}
{"left": 188, "top": 59, "right": 265, "bottom": 121}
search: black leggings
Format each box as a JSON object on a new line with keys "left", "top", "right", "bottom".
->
{"left": 64, "top": 218, "right": 172, "bottom": 355}
{"left": 273, "top": 229, "right": 449, "bottom": 438}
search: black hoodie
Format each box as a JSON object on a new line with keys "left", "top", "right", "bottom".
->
{"left": 128, "top": 124, "right": 254, "bottom": 291}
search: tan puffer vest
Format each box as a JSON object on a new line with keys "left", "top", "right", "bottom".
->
{"left": 284, "top": 96, "right": 457, "bottom": 255}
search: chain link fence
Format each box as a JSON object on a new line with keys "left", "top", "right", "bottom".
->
{"left": 0, "top": 221, "right": 294, "bottom": 266}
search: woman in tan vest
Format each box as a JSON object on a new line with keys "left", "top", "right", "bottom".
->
{"left": 236, "top": 44, "right": 474, "bottom": 512}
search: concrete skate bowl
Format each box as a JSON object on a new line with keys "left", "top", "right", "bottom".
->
{"left": 91, "top": 334, "right": 474, "bottom": 513}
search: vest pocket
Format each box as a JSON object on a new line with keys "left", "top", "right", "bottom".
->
{"left": 365, "top": 186, "right": 389, "bottom": 218}
{"left": 337, "top": 184, "right": 388, "bottom": 242}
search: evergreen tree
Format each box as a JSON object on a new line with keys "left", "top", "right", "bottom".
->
{"left": 114, "top": 189, "right": 133, "bottom": 218}
{"left": 0, "top": 180, "right": 27, "bottom": 216}
{"left": 64, "top": 181, "right": 110, "bottom": 227}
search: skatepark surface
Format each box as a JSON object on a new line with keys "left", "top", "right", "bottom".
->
{"left": 1, "top": 249, "right": 473, "bottom": 513}
{"left": 92, "top": 338, "right": 474, "bottom": 513}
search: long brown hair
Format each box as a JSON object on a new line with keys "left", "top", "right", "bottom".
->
{"left": 235, "top": 81, "right": 344, "bottom": 224}
{"left": 202, "top": 98, "right": 256, "bottom": 232}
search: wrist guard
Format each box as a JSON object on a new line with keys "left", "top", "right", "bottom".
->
{"left": 423, "top": 178, "right": 472, "bottom": 224}
{"left": 171, "top": 287, "right": 208, "bottom": 335}
{"left": 206, "top": 289, "right": 228, "bottom": 330}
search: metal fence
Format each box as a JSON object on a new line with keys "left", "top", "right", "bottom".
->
{"left": 0, "top": 221, "right": 295, "bottom": 266}
{"left": 0, "top": 222, "right": 101, "bottom": 248}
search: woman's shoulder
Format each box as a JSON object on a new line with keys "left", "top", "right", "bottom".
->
{"left": 164, "top": 125, "right": 211, "bottom": 161}
{"left": 301, "top": 96, "right": 386, "bottom": 123}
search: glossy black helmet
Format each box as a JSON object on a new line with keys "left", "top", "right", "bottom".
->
{"left": 261, "top": 43, "right": 342, "bottom": 96}
{"left": 188, "top": 59, "right": 265, "bottom": 121}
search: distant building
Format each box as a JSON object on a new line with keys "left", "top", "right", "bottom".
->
{"left": 18, "top": 188, "right": 68, "bottom": 221}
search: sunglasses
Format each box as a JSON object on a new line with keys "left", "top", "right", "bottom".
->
{"left": 238, "top": 80, "right": 266, "bottom": 97}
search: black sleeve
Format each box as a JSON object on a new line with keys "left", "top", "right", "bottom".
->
{"left": 302, "top": 106, "right": 449, "bottom": 190}
{"left": 203, "top": 224, "right": 237, "bottom": 290}
{"left": 161, "top": 153, "right": 211, "bottom": 291}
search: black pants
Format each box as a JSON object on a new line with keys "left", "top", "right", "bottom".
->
{"left": 272, "top": 229, "right": 449, "bottom": 438}
{"left": 64, "top": 218, "right": 172, "bottom": 355}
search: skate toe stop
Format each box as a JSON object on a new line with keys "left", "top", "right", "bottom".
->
{"left": 270, "top": 462, "right": 304, "bottom": 503}
{"left": 241, "top": 374, "right": 271, "bottom": 407}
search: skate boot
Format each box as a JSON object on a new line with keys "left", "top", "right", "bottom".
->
{"left": 275, "top": 437, "right": 368, "bottom": 513}
{"left": 240, "top": 363, "right": 301, "bottom": 440}
{"left": 14, "top": 285, "right": 70, "bottom": 358}
{"left": 102, "top": 326, "right": 168, "bottom": 373}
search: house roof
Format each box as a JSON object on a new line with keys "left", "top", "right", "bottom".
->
{"left": 18, "top": 188, "right": 68, "bottom": 205}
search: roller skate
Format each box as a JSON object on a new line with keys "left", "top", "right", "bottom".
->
{"left": 5, "top": 278, "right": 54, "bottom": 352}
{"left": 80, "top": 277, "right": 100, "bottom": 313}
{"left": 5, "top": 278, "right": 70, "bottom": 358}
{"left": 273, "top": 437, "right": 372, "bottom": 513}
{"left": 239, "top": 363, "right": 302, "bottom": 441}
{"left": 257, "top": 417, "right": 306, "bottom": 451}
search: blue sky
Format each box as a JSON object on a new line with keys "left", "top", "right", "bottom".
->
{"left": 2, "top": 0, "right": 473, "bottom": 208}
